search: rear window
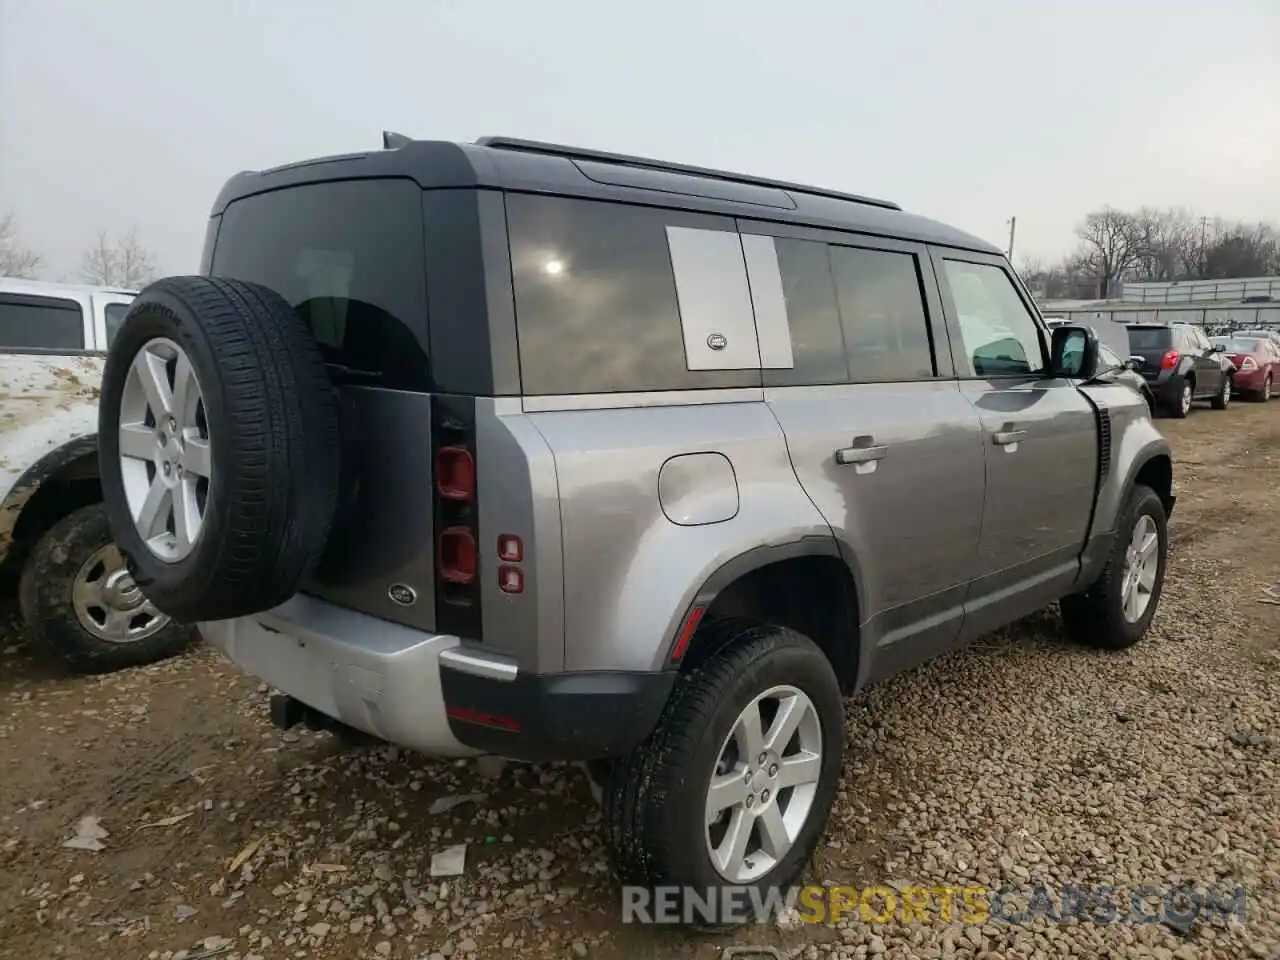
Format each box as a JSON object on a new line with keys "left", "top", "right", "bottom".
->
{"left": 0, "top": 294, "right": 84, "bottom": 350}
{"left": 1212, "top": 338, "right": 1262, "bottom": 353}
{"left": 1127, "top": 327, "right": 1171, "bottom": 350}
{"left": 209, "top": 179, "right": 430, "bottom": 389}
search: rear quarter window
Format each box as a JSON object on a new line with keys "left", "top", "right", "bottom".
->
{"left": 209, "top": 179, "right": 430, "bottom": 389}
{"left": 506, "top": 194, "right": 760, "bottom": 396}
{"left": 0, "top": 295, "right": 85, "bottom": 350}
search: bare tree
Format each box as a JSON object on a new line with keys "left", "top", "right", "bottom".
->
{"left": 1203, "top": 222, "right": 1279, "bottom": 280}
{"left": 79, "top": 228, "right": 157, "bottom": 288}
{"left": 1074, "top": 207, "right": 1144, "bottom": 298}
{"left": 0, "top": 209, "right": 43, "bottom": 278}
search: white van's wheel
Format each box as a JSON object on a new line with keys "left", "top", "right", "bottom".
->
{"left": 19, "top": 504, "right": 195, "bottom": 673}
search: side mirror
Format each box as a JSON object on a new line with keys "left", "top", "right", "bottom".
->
{"left": 1211, "top": 343, "right": 1227, "bottom": 353}
{"left": 1125, "top": 356, "right": 1145, "bottom": 372}
{"left": 1050, "top": 324, "right": 1099, "bottom": 380}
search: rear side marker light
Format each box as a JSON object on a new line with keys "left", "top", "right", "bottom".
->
{"left": 439, "top": 527, "right": 477, "bottom": 584}
{"left": 670, "top": 605, "right": 707, "bottom": 664}
{"left": 436, "top": 445, "right": 475, "bottom": 501}
{"left": 498, "top": 565, "right": 524, "bottom": 594}
{"left": 497, "top": 534, "right": 523, "bottom": 563}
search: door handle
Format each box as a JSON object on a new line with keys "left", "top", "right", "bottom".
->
{"left": 992, "top": 429, "right": 1027, "bottom": 446}
{"left": 835, "top": 444, "right": 888, "bottom": 466}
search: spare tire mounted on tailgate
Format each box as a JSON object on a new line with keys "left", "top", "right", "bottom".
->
{"left": 98, "top": 276, "right": 341, "bottom": 623}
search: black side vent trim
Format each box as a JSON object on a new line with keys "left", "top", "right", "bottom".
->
{"left": 1097, "top": 408, "right": 1113, "bottom": 484}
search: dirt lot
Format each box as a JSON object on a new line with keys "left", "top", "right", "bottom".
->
{"left": 1, "top": 402, "right": 1277, "bottom": 960}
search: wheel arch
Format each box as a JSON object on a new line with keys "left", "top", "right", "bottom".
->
{"left": 668, "top": 537, "right": 863, "bottom": 694}
{"left": 0, "top": 436, "right": 102, "bottom": 575}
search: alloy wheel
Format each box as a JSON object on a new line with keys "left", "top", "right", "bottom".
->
{"left": 117, "top": 338, "right": 211, "bottom": 562}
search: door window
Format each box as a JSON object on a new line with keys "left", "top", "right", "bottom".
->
{"left": 0, "top": 295, "right": 85, "bottom": 350}
{"left": 942, "top": 260, "right": 1046, "bottom": 377}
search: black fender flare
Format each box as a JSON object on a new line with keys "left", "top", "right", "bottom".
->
{"left": 0, "top": 435, "right": 100, "bottom": 566}
{"left": 661, "top": 534, "right": 862, "bottom": 663}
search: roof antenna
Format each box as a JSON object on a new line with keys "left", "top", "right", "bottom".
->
{"left": 382, "top": 130, "right": 412, "bottom": 149}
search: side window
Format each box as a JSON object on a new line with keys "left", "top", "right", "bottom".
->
{"left": 759, "top": 237, "right": 937, "bottom": 386}
{"left": 506, "top": 194, "right": 758, "bottom": 395}
{"left": 0, "top": 295, "right": 85, "bottom": 350}
{"left": 942, "top": 260, "right": 1046, "bottom": 377}
{"left": 765, "top": 238, "right": 849, "bottom": 386}
{"left": 829, "top": 245, "right": 936, "bottom": 381}
{"left": 104, "top": 303, "right": 131, "bottom": 345}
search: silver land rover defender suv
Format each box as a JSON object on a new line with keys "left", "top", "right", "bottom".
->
{"left": 97, "top": 135, "right": 1175, "bottom": 917}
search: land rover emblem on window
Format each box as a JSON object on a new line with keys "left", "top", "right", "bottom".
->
{"left": 388, "top": 583, "right": 417, "bottom": 606}
{"left": 706, "top": 332, "right": 728, "bottom": 351}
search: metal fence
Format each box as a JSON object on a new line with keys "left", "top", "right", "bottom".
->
{"left": 1046, "top": 304, "right": 1280, "bottom": 334}
{"left": 1119, "top": 277, "right": 1280, "bottom": 305}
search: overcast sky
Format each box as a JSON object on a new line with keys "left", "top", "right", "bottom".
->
{"left": 2, "top": 0, "right": 1278, "bottom": 280}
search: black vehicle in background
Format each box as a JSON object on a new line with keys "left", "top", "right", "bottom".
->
{"left": 1126, "top": 322, "right": 1235, "bottom": 418}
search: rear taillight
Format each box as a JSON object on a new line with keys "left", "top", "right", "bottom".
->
{"left": 1241, "top": 356, "right": 1258, "bottom": 371}
{"left": 436, "top": 446, "right": 475, "bottom": 501}
{"left": 497, "top": 534, "right": 523, "bottom": 563}
{"left": 1160, "top": 350, "right": 1180, "bottom": 370}
{"left": 439, "top": 527, "right": 477, "bottom": 584}
{"left": 432, "top": 397, "right": 482, "bottom": 640}
{"left": 497, "top": 533, "right": 524, "bottom": 594}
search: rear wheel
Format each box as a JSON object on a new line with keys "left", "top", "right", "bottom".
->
{"left": 603, "top": 624, "right": 843, "bottom": 926}
{"left": 1169, "top": 379, "right": 1193, "bottom": 418}
{"left": 1211, "top": 374, "right": 1231, "bottom": 410}
{"left": 1259, "top": 375, "right": 1272, "bottom": 402}
{"left": 19, "top": 504, "right": 196, "bottom": 673}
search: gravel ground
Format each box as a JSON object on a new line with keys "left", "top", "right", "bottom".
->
{"left": 1, "top": 401, "right": 1277, "bottom": 960}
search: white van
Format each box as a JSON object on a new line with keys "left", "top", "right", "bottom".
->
{"left": 0, "top": 278, "right": 193, "bottom": 672}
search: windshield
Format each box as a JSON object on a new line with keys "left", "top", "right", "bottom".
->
{"left": 1211, "top": 337, "right": 1262, "bottom": 353}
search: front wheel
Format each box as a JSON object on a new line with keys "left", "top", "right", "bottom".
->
{"left": 1211, "top": 374, "right": 1231, "bottom": 410}
{"left": 18, "top": 504, "right": 197, "bottom": 673}
{"left": 1256, "top": 375, "right": 1272, "bottom": 402}
{"left": 1061, "top": 484, "right": 1168, "bottom": 650}
{"left": 603, "top": 624, "right": 843, "bottom": 925}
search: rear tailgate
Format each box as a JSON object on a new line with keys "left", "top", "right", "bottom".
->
{"left": 1125, "top": 327, "right": 1173, "bottom": 379}
{"left": 206, "top": 178, "right": 443, "bottom": 636}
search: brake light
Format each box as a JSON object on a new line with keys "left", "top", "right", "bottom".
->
{"left": 439, "top": 527, "right": 477, "bottom": 583}
{"left": 436, "top": 446, "right": 475, "bottom": 501}
{"left": 1160, "top": 350, "right": 1180, "bottom": 370}
{"left": 1241, "top": 356, "right": 1258, "bottom": 371}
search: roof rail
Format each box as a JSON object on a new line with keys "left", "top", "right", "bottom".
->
{"left": 475, "top": 135, "right": 902, "bottom": 211}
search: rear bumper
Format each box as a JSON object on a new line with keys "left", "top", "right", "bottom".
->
{"left": 1233, "top": 370, "right": 1266, "bottom": 391}
{"left": 440, "top": 660, "right": 676, "bottom": 762}
{"left": 200, "top": 594, "right": 677, "bottom": 762}
{"left": 200, "top": 595, "right": 481, "bottom": 758}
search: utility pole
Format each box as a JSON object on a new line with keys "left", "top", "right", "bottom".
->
{"left": 1006, "top": 216, "right": 1017, "bottom": 261}
{"left": 1199, "top": 216, "right": 1209, "bottom": 277}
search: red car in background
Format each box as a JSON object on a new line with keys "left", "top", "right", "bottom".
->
{"left": 1210, "top": 335, "right": 1280, "bottom": 401}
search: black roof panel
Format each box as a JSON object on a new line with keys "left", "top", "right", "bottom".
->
{"left": 210, "top": 137, "right": 1001, "bottom": 255}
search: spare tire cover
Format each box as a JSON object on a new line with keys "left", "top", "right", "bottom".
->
{"left": 98, "top": 275, "right": 340, "bottom": 622}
